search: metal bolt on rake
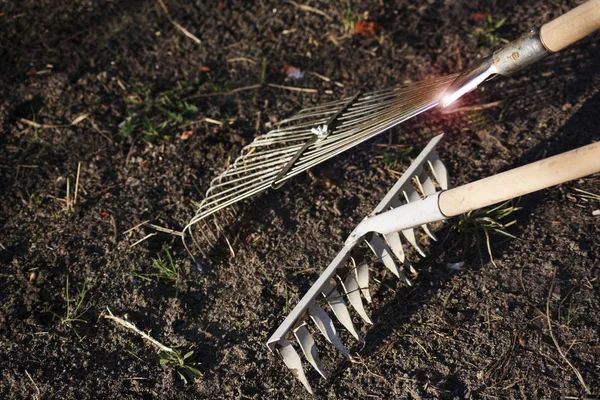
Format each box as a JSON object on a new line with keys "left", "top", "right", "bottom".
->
{"left": 266, "top": 134, "right": 600, "bottom": 393}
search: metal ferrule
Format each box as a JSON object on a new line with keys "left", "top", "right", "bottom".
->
{"left": 440, "top": 29, "right": 550, "bottom": 107}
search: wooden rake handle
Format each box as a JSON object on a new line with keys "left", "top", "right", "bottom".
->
{"left": 540, "top": 0, "right": 600, "bottom": 52}
{"left": 439, "top": 140, "right": 600, "bottom": 217}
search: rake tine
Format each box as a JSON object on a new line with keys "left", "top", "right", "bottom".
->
{"left": 417, "top": 175, "right": 439, "bottom": 240}
{"left": 355, "top": 262, "right": 372, "bottom": 303}
{"left": 366, "top": 235, "right": 400, "bottom": 278}
{"left": 401, "top": 228, "right": 426, "bottom": 257}
{"left": 383, "top": 231, "right": 405, "bottom": 263}
{"left": 427, "top": 155, "right": 450, "bottom": 190}
{"left": 308, "top": 304, "right": 352, "bottom": 359}
{"left": 367, "top": 235, "right": 412, "bottom": 286}
{"left": 322, "top": 282, "right": 363, "bottom": 343}
{"left": 340, "top": 273, "right": 373, "bottom": 325}
{"left": 293, "top": 324, "right": 327, "bottom": 379}
{"left": 401, "top": 190, "right": 428, "bottom": 256}
{"left": 277, "top": 339, "right": 314, "bottom": 394}
{"left": 406, "top": 188, "right": 434, "bottom": 240}
{"left": 418, "top": 175, "right": 438, "bottom": 196}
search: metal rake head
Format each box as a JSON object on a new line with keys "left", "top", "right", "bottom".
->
{"left": 266, "top": 134, "right": 449, "bottom": 394}
{"left": 182, "top": 76, "right": 457, "bottom": 258}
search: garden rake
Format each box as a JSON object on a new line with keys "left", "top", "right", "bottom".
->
{"left": 267, "top": 134, "right": 600, "bottom": 394}
{"left": 183, "top": 0, "right": 600, "bottom": 257}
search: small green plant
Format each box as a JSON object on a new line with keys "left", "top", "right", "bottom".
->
{"left": 342, "top": 1, "right": 357, "bottom": 32}
{"left": 134, "top": 246, "right": 179, "bottom": 283}
{"left": 454, "top": 200, "right": 521, "bottom": 266}
{"left": 377, "top": 146, "right": 414, "bottom": 169}
{"left": 471, "top": 15, "right": 509, "bottom": 46}
{"left": 120, "top": 82, "right": 198, "bottom": 143}
{"left": 51, "top": 276, "right": 90, "bottom": 338}
{"left": 160, "top": 349, "right": 202, "bottom": 384}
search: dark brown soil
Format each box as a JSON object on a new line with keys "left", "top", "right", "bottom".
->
{"left": 1, "top": 0, "right": 599, "bottom": 398}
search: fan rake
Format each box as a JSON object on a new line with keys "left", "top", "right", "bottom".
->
{"left": 182, "top": 0, "right": 600, "bottom": 258}
{"left": 182, "top": 75, "right": 457, "bottom": 257}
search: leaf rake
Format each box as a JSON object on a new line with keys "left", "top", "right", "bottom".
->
{"left": 183, "top": 0, "right": 600, "bottom": 259}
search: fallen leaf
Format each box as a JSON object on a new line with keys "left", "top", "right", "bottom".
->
{"left": 281, "top": 65, "right": 304, "bottom": 80}
{"left": 472, "top": 12, "right": 489, "bottom": 21}
{"left": 355, "top": 20, "right": 382, "bottom": 37}
{"left": 181, "top": 130, "right": 193, "bottom": 140}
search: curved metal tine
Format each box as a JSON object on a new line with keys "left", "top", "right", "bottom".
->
{"left": 200, "top": 171, "right": 277, "bottom": 210}
{"left": 340, "top": 272, "right": 373, "bottom": 325}
{"left": 337, "top": 90, "right": 431, "bottom": 126}
{"left": 308, "top": 304, "right": 351, "bottom": 359}
{"left": 418, "top": 174, "right": 438, "bottom": 196}
{"left": 407, "top": 178, "right": 437, "bottom": 242}
{"left": 293, "top": 324, "right": 327, "bottom": 379}
{"left": 303, "top": 95, "right": 430, "bottom": 161}
{"left": 308, "top": 88, "right": 434, "bottom": 148}
{"left": 365, "top": 235, "right": 400, "bottom": 278}
{"left": 427, "top": 154, "right": 449, "bottom": 190}
{"left": 190, "top": 181, "right": 270, "bottom": 224}
{"left": 228, "top": 142, "right": 302, "bottom": 165}
{"left": 290, "top": 98, "right": 350, "bottom": 116}
{"left": 355, "top": 261, "right": 372, "bottom": 303}
{"left": 252, "top": 125, "right": 316, "bottom": 142}
{"left": 282, "top": 102, "right": 341, "bottom": 119}
{"left": 321, "top": 281, "right": 362, "bottom": 343}
{"left": 338, "top": 92, "right": 398, "bottom": 119}
{"left": 383, "top": 231, "right": 405, "bottom": 264}
{"left": 399, "top": 190, "right": 427, "bottom": 257}
{"left": 208, "top": 157, "right": 290, "bottom": 189}
{"left": 201, "top": 220, "right": 219, "bottom": 243}
{"left": 367, "top": 235, "right": 412, "bottom": 286}
{"left": 293, "top": 97, "right": 438, "bottom": 172}
{"left": 277, "top": 339, "right": 314, "bottom": 394}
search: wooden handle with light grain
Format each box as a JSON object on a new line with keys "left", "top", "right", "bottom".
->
{"left": 438, "top": 141, "right": 600, "bottom": 217}
{"left": 540, "top": 0, "right": 600, "bottom": 52}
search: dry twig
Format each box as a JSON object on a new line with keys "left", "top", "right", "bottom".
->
{"left": 185, "top": 84, "right": 261, "bottom": 100}
{"left": 157, "top": 0, "right": 202, "bottom": 45}
{"left": 267, "top": 83, "right": 318, "bottom": 93}
{"left": 103, "top": 307, "right": 174, "bottom": 353}
{"left": 285, "top": 1, "right": 333, "bottom": 20}
{"left": 545, "top": 267, "right": 590, "bottom": 394}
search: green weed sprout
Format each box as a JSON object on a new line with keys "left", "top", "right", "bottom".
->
{"left": 455, "top": 200, "right": 521, "bottom": 266}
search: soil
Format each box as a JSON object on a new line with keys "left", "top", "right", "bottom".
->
{"left": 1, "top": 0, "right": 599, "bottom": 399}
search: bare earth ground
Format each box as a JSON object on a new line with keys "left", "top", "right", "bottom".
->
{"left": 1, "top": 0, "right": 599, "bottom": 398}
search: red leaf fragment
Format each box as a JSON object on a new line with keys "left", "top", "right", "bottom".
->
{"left": 181, "top": 130, "right": 193, "bottom": 140}
{"left": 200, "top": 65, "right": 211, "bottom": 71}
{"left": 472, "top": 12, "right": 489, "bottom": 21}
{"left": 355, "top": 20, "right": 382, "bottom": 37}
